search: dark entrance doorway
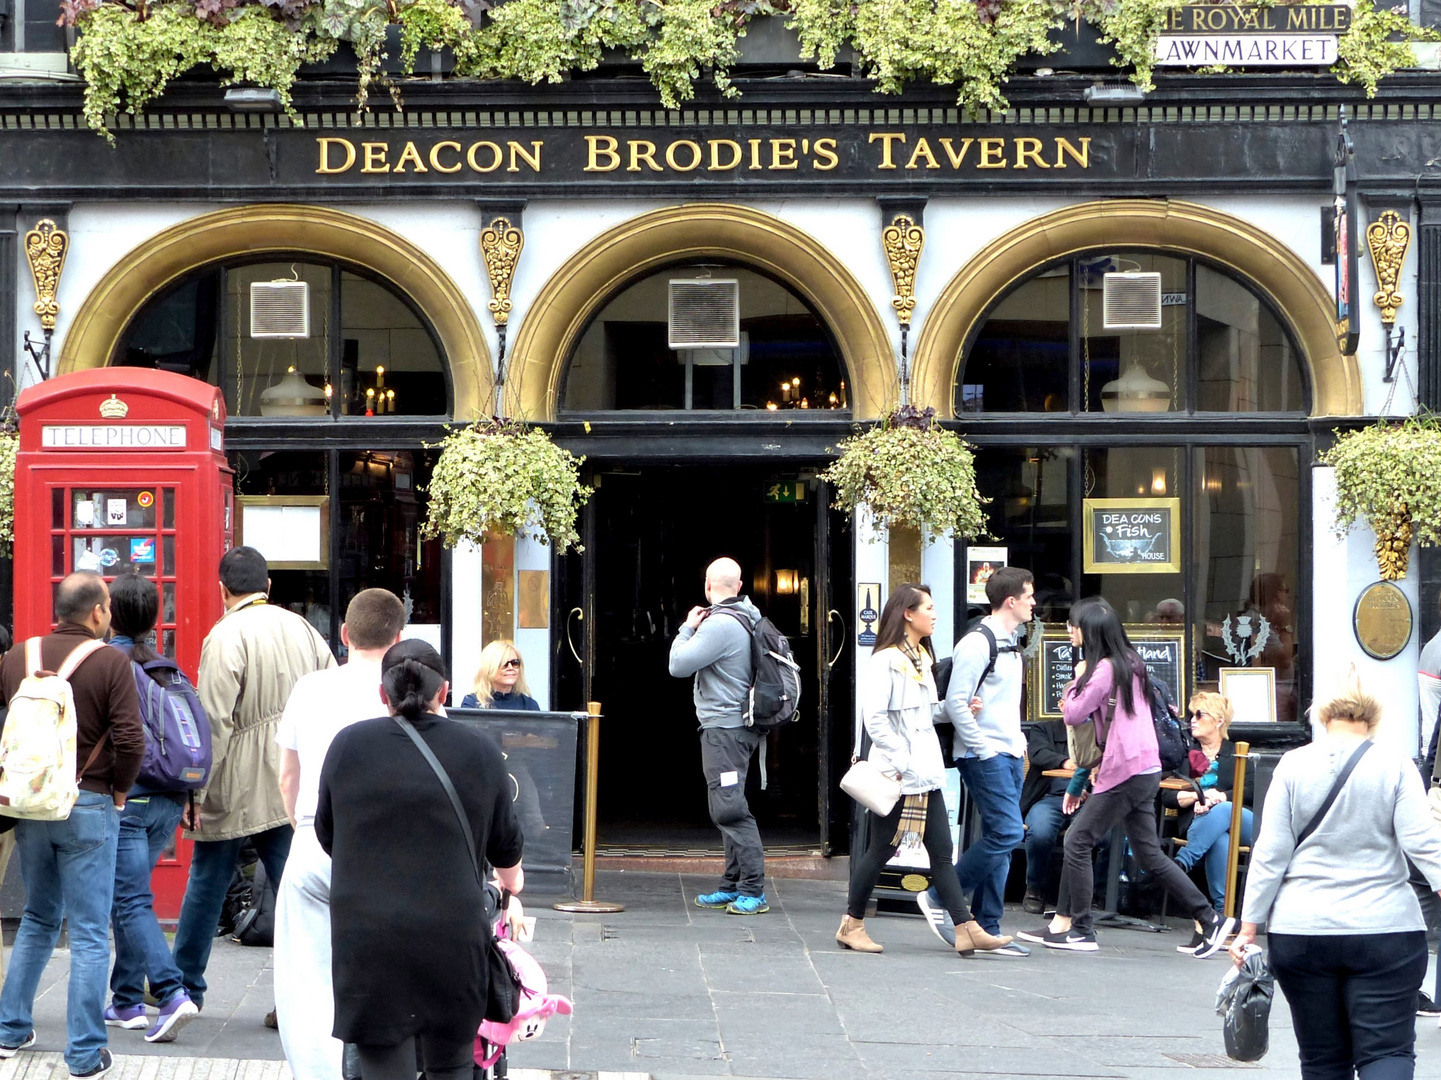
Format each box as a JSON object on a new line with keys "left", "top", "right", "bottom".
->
{"left": 554, "top": 464, "right": 853, "bottom": 853}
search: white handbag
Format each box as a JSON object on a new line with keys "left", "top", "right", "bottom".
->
{"left": 840, "top": 757, "right": 902, "bottom": 817}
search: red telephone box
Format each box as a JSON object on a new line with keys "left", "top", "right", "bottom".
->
{"left": 15, "top": 368, "right": 234, "bottom": 919}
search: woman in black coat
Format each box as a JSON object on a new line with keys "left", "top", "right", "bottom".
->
{"left": 316, "top": 639, "right": 523, "bottom": 1080}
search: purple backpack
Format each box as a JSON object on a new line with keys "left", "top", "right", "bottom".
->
{"left": 130, "top": 657, "right": 211, "bottom": 791}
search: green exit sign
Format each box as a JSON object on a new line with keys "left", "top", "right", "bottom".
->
{"left": 766, "top": 481, "right": 806, "bottom": 503}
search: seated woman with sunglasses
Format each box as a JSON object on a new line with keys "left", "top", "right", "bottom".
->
{"left": 1165, "top": 691, "right": 1254, "bottom": 949}
{"left": 461, "top": 640, "right": 540, "bottom": 710}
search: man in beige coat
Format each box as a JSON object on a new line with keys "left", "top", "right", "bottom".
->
{"left": 172, "top": 546, "right": 334, "bottom": 1012}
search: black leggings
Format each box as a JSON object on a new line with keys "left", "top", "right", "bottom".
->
{"left": 847, "top": 790, "right": 973, "bottom": 923}
{"left": 356, "top": 1033, "right": 474, "bottom": 1080}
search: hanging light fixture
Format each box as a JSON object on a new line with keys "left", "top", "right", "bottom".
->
{"left": 1101, "top": 360, "right": 1171, "bottom": 412}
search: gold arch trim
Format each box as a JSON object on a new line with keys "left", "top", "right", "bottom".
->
{"left": 57, "top": 204, "right": 491, "bottom": 417}
{"left": 508, "top": 204, "right": 895, "bottom": 421}
{"left": 911, "top": 199, "right": 1362, "bottom": 419}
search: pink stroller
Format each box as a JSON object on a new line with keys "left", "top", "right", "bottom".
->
{"left": 473, "top": 895, "right": 573, "bottom": 1079}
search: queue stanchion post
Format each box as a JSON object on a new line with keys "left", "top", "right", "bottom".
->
{"left": 554, "top": 701, "right": 624, "bottom": 913}
{"left": 1223, "top": 740, "right": 1250, "bottom": 921}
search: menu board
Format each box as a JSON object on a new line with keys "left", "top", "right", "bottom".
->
{"left": 1033, "top": 625, "right": 1187, "bottom": 719}
{"left": 1083, "top": 498, "right": 1182, "bottom": 574}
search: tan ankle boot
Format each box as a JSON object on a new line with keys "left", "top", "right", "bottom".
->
{"left": 954, "top": 920, "right": 1013, "bottom": 955}
{"left": 836, "top": 915, "right": 883, "bottom": 953}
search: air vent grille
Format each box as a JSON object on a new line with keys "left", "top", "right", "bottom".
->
{"left": 1102, "top": 272, "right": 1163, "bottom": 329}
{"left": 668, "top": 279, "right": 740, "bottom": 349}
{"left": 249, "top": 280, "right": 311, "bottom": 339}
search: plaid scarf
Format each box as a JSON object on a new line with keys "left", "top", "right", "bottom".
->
{"left": 892, "top": 792, "right": 929, "bottom": 846}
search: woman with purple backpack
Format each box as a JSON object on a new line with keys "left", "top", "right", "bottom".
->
{"left": 101, "top": 572, "right": 201, "bottom": 1044}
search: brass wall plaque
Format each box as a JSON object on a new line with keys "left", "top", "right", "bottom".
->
{"left": 1353, "top": 580, "right": 1412, "bottom": 661}
{"left": 480, "top": 533, "right": 515, "bottom": 646}
{"left": 517, "top": 570, "right": 550, "bottom": 629}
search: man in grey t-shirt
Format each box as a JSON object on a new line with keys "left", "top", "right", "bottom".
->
{"left": 669, "top": 557, "right": 768, "bottom": 916}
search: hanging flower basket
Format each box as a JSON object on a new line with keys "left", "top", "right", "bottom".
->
{"left": 1319, "top": 415, "right": 1441, "bottom": 580}
{"left": 421, "top": 418, "right": 592, "bottom": 553}
{"left": 821, "top": 406, "right": 989, "bottom": 542}
{"left": 0, "top": 427, "right": 15, "bottom": 558}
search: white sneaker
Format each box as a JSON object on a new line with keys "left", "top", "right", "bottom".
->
{"left": 914, "top": 890, "right": 956, "bottom": 947}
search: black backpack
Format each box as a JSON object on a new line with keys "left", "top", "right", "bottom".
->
{"left": 713, "top": 607, "right": 803, "bottom": 731}
{"left": 1146, "top": 675, "right": 1192, "bottom": 774}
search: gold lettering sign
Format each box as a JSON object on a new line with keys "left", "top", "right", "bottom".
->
{"left": 314, "top": 132, "right": 1091, "bottom": 178}
{"left": 1353, "top": 581, "right": 1412, "bottom": 661}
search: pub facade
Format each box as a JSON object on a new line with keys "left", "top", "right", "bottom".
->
{"left": 3, "top": 12, "right": 1440, "bottom": 853}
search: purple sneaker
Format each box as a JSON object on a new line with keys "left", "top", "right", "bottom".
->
{"left": 103, "top": 1004, "right": 147, "bottom": 1030}
{"left": 145, "top": 992, "right": 198, "bottom": 1043}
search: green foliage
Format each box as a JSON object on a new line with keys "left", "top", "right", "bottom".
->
{"left": 421, "top": 420, "right": 593, "bottom": 553}
{"left": 821, "top": 408, "right": 989, "bottom": 542}
{"left": 0, "top": 429, "right": 15, "bottom": 558}
{"left": 1320, "top": 415, "right": 1441, "bottom": 548}
{"left": 66, "top": 0, "right": 1440, "bottom": 137}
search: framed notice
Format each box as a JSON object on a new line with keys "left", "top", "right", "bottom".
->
{"left": 1083, "top": 498, "right": 1182, "bottom": 574}
{"left": 1032, "top": 624, "right": 1186, "bottom": 720}
{"left": 236, "top": 495, "right": 330, "bottom": 569}
{"left": 965, "top": 546, "right": 1008, "bottom": 605}
{"left": 1219, "top": 667, "right": 1278, "bottom": 724}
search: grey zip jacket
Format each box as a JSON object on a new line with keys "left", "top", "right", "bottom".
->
{"left": 668, "top": 596, "right": 760, "bottom": 729}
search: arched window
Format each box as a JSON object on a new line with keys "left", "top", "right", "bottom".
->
{"left": 954, "top": 252, "right": 1309, "bottom": 727}
{"left": 115, "top": 258, "right": 449, "bottom": 418}
{"left": 957, "top": 252, "right": 1306, "bottom": 415}
{"left": 561, "top": 264, "right": 849, "bottom": 413}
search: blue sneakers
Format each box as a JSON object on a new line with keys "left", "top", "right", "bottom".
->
{"left": 104, "top": 1003, "right": 148, "bottom": 1030}
{"left": 695, "top": 889, "right": 740, "bottom": 909}
{"left": 726, "top": 894, "right": 770, "bottom": 915}
{"left": 145, "top": 992, "right": 199, "bottom": 1043}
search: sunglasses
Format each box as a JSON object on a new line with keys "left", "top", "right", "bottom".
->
{"left": 1189, "top": 710, "right": 1216, "bottom": 722}
{"left": 501, "top": 658, "right": 522, "bottom": 670}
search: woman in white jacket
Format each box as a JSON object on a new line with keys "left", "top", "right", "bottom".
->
{"left": 839, "top": 583, "right": 1013, "bottom": 957}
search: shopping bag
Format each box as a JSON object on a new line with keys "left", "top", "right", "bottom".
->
{"left": 1215, "top": 946, "right": 1274, "bottom": 1062}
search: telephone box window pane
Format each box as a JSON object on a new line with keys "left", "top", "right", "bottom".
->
{"left": 52, "top": 488, "right": 65, "bottom": 530}
{"left": 163, "top": 582, "right": 176, "bottom": 624}
{"left": 71, "top": 490, "right": 156, "bottom": 531}
{"left": 162, "top": 489, "right": 176, "bottom": 531}
{"left": 162, "top": 630, "right": 176, "bottom": 659}
{"left": 163, "top": 536, "right": 175, "bottom": 574}
{"left": 72, "top": 536, "right": 156, "bottom": 575}
{"left": 52, "top": 535, "right": 64, "bottom": 578}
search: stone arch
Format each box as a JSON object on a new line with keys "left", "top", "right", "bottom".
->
{"left": 508, "top": 204, "right": 895, "bottom": 421}
{"left": 911, "top": 199, "right": 1361, "bottom": 418}
{"left": 57, "top": 204, "right": 491, "bottom": 417}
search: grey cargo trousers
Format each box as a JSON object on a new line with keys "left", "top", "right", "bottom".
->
{"left": 700, "top": 726, "right": 766, "bottom": 897}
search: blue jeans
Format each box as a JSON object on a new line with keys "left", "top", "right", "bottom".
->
{"left": 0, "top": 793, "right": 119, "bottom": 1074}
{"left": 1023, "top": 795, "right": 1066, "bottom": 892}
{"left": 110, "top": 794, "right": 187, "bottom": 1008}
{"left": 1175, "top": 805, "right": 1254, "bottom": 909}
{"left": 952, "top": 754, "right": 1025, "bottom": 934}
{"left": 172, "top": 823, "right": 292, "bottom": 1008}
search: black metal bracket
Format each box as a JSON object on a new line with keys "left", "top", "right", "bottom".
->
{"left": 1384, "top": 324, "right": 1406, "bottom": 384}
{"left": 22, "top": 327, "right": 51, "bottom": 381}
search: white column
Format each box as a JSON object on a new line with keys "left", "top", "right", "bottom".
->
{"left": 852, "top": 506, "right": 888, "bottom": 750}
{"left": 921, "top": 530, "right": 956, "bottom": 656}
{"left": 448, "top": 540, "right": 484, "bottom": 706}
{"left": 1311, "top": 466, "right": 1420, "bottom": 754}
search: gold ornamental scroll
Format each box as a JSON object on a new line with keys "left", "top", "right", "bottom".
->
{"left": 1366, "top": 209, "right": 1412, "bottom": 326}
{"left": 24, "top": 219, "right": 69, "bottom": 330}
{"left": 882, "top": 214, "right": 924, "bottom": 326}
{"left": 480, "top": 216, "right": 524, "bottom": 327}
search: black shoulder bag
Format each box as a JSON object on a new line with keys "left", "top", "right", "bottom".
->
{"left": 394, "top": 715, "right": 522, "bottom": 1025}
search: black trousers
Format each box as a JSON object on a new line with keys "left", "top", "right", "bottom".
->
{"left": 1270, "top": 930, "right": 1428, "bottom": 1080}
{"left": 1061, "top": 771, "right": 1212, "bottom": 933}
{"left": 847, "top": 790, "right": 973, "bottom": 924}
{"left": 356, "top": 1033, "right": 474, "bottom": 1080}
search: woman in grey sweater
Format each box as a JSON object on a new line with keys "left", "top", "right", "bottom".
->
{"left": 1231, "top": 675, "right": 1441, "bottom": 1080}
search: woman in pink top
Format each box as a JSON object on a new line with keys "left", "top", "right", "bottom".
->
{"left": 1017, "top": 598, "right": 1230, "bottom": 955}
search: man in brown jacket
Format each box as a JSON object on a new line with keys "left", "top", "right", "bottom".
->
{"left": 0, "top": 571, "right": 145, "bottom": 1080}
{"left": 172, "top": 546, "right": 334, "bottom": 1013}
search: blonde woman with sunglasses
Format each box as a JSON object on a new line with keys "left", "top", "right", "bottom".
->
{"left": 461, "top": 640, "right": 539, "bottom": 711}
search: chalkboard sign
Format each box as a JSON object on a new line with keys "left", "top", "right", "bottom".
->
{"left": 1032, "top": 626, "right": 1187, "bottom": 720}
{"left": 1083, "top": 498, "right": 1182, "bottom": 574}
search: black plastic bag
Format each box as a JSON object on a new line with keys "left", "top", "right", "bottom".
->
{"left": 1216, "top": 947, "right": 1274, "bottom": 1062}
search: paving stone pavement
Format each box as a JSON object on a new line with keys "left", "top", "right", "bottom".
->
{"left": 8, "top": 870, "right": 1441, "bottom": 1079}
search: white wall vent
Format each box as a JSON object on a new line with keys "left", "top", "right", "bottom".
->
{"left": 668, "top": 279, "right": 740, "bottom": 349}
{"left": 1102, "top": 272, "right": 1163, "bottom": 329}
{"left": 249, "top": 280, "right": 311, "bottom": 339}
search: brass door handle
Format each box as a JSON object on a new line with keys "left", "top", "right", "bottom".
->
{"left": 566, "top": 607, "right": 584, "bottom": 665}
{"left": 826, "top": 609, "right": 845, "bottom": 670}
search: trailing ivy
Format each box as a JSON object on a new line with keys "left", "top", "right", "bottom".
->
{"left": 63, "top": 0, "right": 1441, "bottom": 139}
{"left": 0, "top": 428, "right": 15, "bottom": 559}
